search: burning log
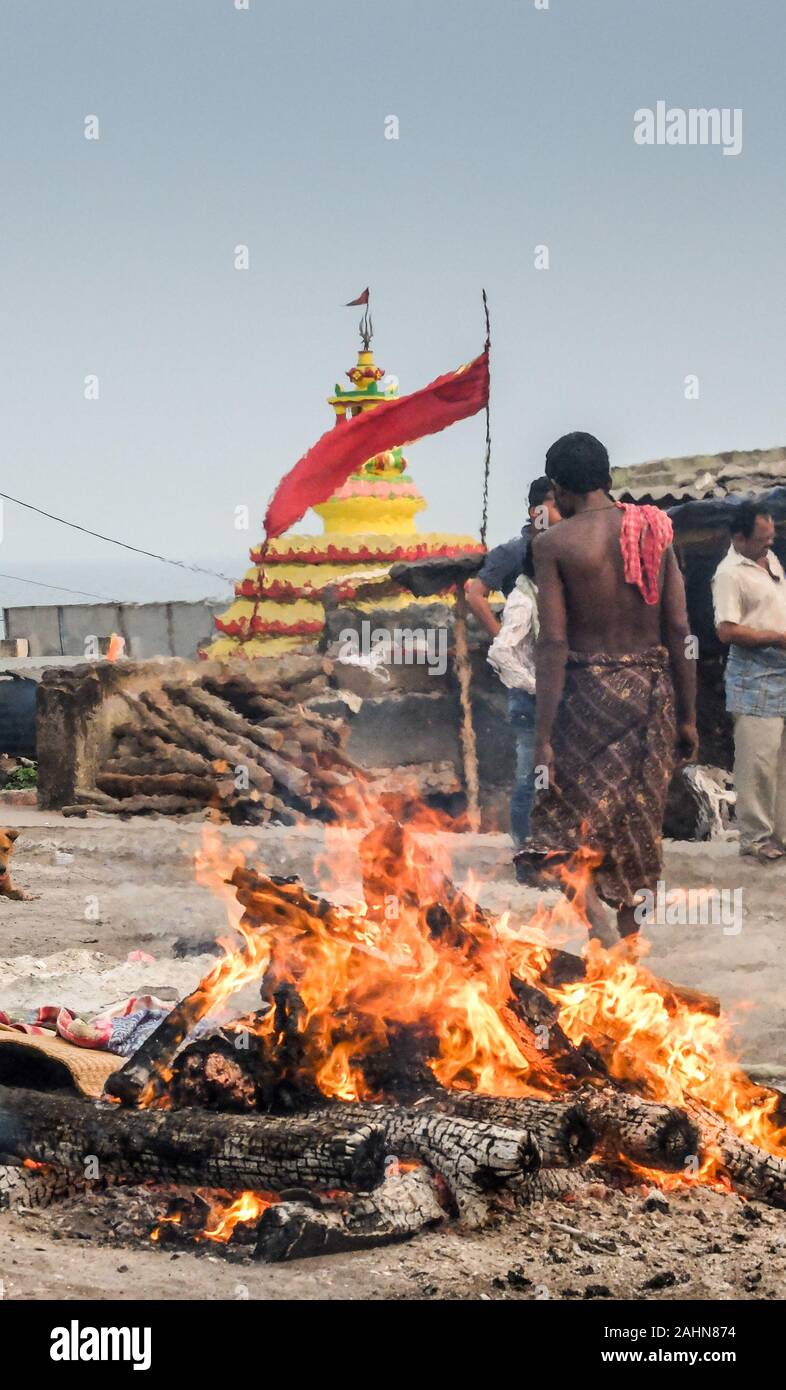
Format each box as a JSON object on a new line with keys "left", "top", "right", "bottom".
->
{"left": 580, "top": 1087, "right": 700, "bottom": 1172}
{"left": 343, "top": 1103, "right": 540, "bottom": 1223}
{"left": 658, "top": 979, "right": 721, "bottom": 1019}
{"left": 359, "top": 818, "right": 491, "bottom": 950}
{"left": 230, "top": 869, "right": 344, "bottom": 933}
{"left": 169, "top": 1028, "right": 323, "bottom": 1116}
{"left": 425, "top": 1094, "right": 595, "bottom": 1168}
{"left": 254, "top": 1167, "right": 445, "bottom": 1262}
{"left": 538, "top": 948, "right": 720, "bottom": 1019}
{"left": 688, "top": 1102, "right": 786, "bottom": 1207}
{"left": 508, "top": 976, "right": 609, "bottom": 1082}
{"left": 0, "top": 1084, "right": 558, "bottom": 1228}
{"left": 169, "top": 1035, "right": 261, "bottom": 1112}
{"left": 105, "top": 988, "right": 240, "bottom": 1107}
{"left": 105, "top": 878, "right": 343, "bottom": 1106}
{"left": 357, "top": 1023, "right": 443, "bottom": 1104}
{"left": 104, "top": 872, "right": 358, "bottom": 1100}
{"left": 0, "top": 1086, "right": 385, "bottom": 1191}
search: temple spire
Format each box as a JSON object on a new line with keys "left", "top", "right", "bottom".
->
{"left": 203, "top": 302, "right": 483, "bottom": 659}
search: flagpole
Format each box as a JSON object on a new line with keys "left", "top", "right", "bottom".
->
{"left": 479, "top": 288, "right": 492, "bottom": 548}
{"left": 450, "top": 289, "right": 491, "bottom": 834}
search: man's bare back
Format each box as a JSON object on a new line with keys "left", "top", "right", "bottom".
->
{"left": 533, "top": 492, "right": 696, "bottom": 763}
{"left": 514, "top": 432, "right": 699, "bottom": 944}
{"left": 536, "top": 504, "right": 664, "bottom": 653}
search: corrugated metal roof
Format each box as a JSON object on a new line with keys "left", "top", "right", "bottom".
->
{"left": 611, "top": 446, "right": 786, "bottom": 503}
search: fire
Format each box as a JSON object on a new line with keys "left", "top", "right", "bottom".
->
{"left": 199, "top": 1189, "right": 275, "bottom": 1243}
{"left": 193, "top": 829, "right": 274, "bottom": 1010}
{"left": 551, "top": 941, "right": 786, "bottom": 1154}
{"left": 176, "top": 821, "right": 785, "bottom": 1194}
{"left": 150, "top": 1211, "right": 182, "bottom": 1242}
{"left": 520, "top": 853, "right": 786, "bottom": 1159}
{"left": 150, "top": 1188, "right": 276, "bottom": 1245}
{"left": 624, "top": 1152, "right": 734, "bottom": 1197}
{"left": 187, "top": 822, "right": 564, "bottom": 1102}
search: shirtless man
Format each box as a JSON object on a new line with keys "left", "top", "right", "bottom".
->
{"left": 518, "top": 432, "right": 699, "bottom": 944}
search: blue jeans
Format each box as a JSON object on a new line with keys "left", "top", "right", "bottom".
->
{"left": 508, "top": 689, "right": 536, "bottom": 847}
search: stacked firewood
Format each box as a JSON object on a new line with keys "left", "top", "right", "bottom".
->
{"left": 69, "top": 655, "right": 363, "bottom": 825}
{"left": 5, "top": 823, "right": 786, "bottom": 1260}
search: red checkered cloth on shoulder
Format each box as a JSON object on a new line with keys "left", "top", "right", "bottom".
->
{"left": 616, "top": 501, "right": 673, "bottom": 605}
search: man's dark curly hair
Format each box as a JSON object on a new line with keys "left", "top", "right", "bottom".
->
{"left": 545, "top": 432, "right": 610, "bottom": 495}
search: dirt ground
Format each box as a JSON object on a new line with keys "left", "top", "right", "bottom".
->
{"left": 1, "top": 809, "right": 785, "bottom": 1301}
{"left": 1, "top": 1183, "right": 783, "bottom": 1302}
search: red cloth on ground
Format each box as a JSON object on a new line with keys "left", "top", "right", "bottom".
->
{"left": 616, "top": 502, "right": 673, "bottom": 605}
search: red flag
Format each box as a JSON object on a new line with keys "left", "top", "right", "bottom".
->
{"left": 345, "top": 288, "right": 370, "bottom": 306}
{"left": 263, "top": 350, "right": 489, "bottom": 540}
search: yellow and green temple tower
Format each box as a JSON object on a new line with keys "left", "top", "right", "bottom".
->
{"left": 205, "top": 316, "right": 484, "bottom": 659}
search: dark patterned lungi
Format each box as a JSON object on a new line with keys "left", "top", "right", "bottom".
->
{"left": 518, "top": 645, "right": 676, "bottom": 908}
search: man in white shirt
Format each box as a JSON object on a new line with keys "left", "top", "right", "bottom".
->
{"left": 469, "top": 476, "right": 559, "bottom": 846}
{"left": 712, "top": 500, "right": 786, "bottom": 861}
{"left": 486, "top": 568, "right": 540, "bottom": 846}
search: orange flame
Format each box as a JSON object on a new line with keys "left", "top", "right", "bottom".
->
{"left": 199, "top": 1189, "right": 275, "bottom": 1243}
{"left": 180, "top": 822, "right": 785, "bottom": 1193}
{"left": 149, "top": 1189, "right": 275, "bottom": 1245}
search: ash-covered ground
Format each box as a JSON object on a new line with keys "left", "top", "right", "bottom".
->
{"left": 1, "top": 810, "right": 784, "bottom": 1300}
{"left": 2, "top": 1180, "right": 784, "bottom": 1302}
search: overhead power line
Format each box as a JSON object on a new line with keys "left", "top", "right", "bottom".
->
{"left": 0, "top": 490, "right": 234, "bottom": 585}
{"left": 0, "top": 570, "right": 118, "bottom": 602}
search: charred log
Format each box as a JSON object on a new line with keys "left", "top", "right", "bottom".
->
{"left": 357, "top": 1023, "right": 442, "bottom": 1104}
{"left": 169, "top": 1035, "right": 262, "bottom": 1113}
{"left": 580, "top": 1087, "right": 700, "bottom": 1172}
{"left": 0, "top": 1085, "right": 384, "bottom": 1191}
{"left": 254, "top": 1167, "right": 445, "bottom": 1262}
{"left": 0, "top": 1160, "right": 113, "bottom": 1211}
{"left": 508, "top": 976, "right": 609, "bottom": 1082}
{"left": 425, "top": 1093, "right": 596, "bottom": 1168}
{"left": 688, "top": 1101, "right": 786, "bottom": 1207}
{"left": 342, "top": 1102, "right": 540, "bottom": 1222}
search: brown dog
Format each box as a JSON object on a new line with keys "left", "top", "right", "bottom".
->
{"left": 0, "top": 828, "right": 30, "bottom": 900}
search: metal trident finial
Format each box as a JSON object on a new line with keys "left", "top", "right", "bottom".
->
{"left": 359, "top": 306, "right": 373, "bottom": 350}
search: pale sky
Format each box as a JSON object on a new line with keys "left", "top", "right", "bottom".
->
{"left": 1, "top": 0, "right": 784, "bottom": 603}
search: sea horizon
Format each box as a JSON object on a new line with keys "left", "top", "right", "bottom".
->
{"left": 0, "top": 558, "right": 237, "bottom": 610}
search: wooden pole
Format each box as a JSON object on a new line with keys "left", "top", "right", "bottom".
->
{"left": 453, "top": 585, "right": 481, "bottom": 832}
